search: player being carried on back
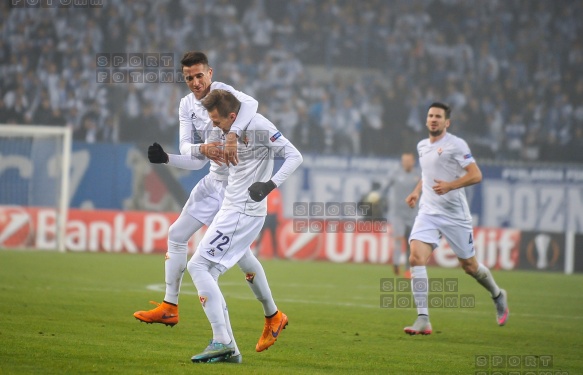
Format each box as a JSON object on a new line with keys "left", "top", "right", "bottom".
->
{"left": 188, "top": 89, "right": 303, "bottom": 363}
{"left": 134, "top": 52, "right": 284, "bottom": 361}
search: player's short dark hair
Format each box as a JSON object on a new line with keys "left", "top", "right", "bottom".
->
{"left": 201, "top": 89, "right": 241, "bottom": 118}
{"left": 180, "top": 51, "right": 209, "bottom": 70}
{"left": 428, "top": 102, "right": 451, "bottom": 119}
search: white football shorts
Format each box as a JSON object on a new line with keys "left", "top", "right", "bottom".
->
{"left": 409, "top": 212, "right": 475, "bottom": 259}
{"left": 197, "top": 208, "right": 265, "bottom": 269}
{"left": 183, "top": 175, "right": 228, "bottom": 226}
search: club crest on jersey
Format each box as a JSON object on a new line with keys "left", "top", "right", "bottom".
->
{"left": 207, "top": 249, "right": 215, "bottom": 257}
{"left": 437, "top": 147, "right": 443, "bottom": 156}
{"left": 245, "top": 272, "right": 256, "bottom": 284}
{"left": 199, "top": 296, "right": 207, "bottom": 307}
{"left": 270, "top": 131, "right": 282, "bottom": 142}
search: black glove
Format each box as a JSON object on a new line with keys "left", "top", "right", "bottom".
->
{"left": 248, "top": 180, "right": 276, "bottom": 202}
{"left": 148, "top": 142, "right": 169, "bottom": 164}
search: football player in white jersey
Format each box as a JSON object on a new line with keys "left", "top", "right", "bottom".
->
{"left": 403, "top": 102, "right": 509, "bottom": 335}
{"left": 188, "top": 89, "right": 303, "bottom": 363}
{"left": 134, "top": 53, "right": 283, "bottom": 362}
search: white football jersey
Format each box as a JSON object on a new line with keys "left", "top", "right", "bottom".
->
{"left": 222, "top": 113, "right": 302, "bottom": 216}
{"left": 177, "top": 81, "right": 258, "bottom": 180}
{"left": 417, "top": 132, "right": 475, "bottom": 223}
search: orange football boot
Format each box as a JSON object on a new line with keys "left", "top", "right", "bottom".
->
{"left": 133, "top": 301, "right": 178, "bottom": 327}
{"left": 256, "top": 311, "right": 288, "bottom": 352}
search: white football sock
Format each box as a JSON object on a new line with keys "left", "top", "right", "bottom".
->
{"left": 163, "top": 214, "right": 204, "bottom": 305}
{"left": 237, "top": 249, "right": 278, "bottom": 316}
{"left": 187, "top": 252, "right": 231, "bottom": 344}
{"left": 472, "top": 263, "right": 501, "bottom": 298}
{"left": 220, "top": 294, "right": 240, "bottom": 356}
{"left": 411, "top": 266, "right": 429, "bottom": 316}
{"left": 164, "top": 241, "right": 187, "bottom": 305}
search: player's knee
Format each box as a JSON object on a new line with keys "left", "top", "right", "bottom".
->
{"left": 186, "top": 259, "right": 197, "bottom": 277}
{"left": 167, "top": 223, "right": 180, "bottom": 242}
{"left": 187, "top": 255, "right": 205, "bottom": 278}
{"left": 409, "top": 240, "right": 431, "bottom": 265}
{"left": 168, "top": 222, "right": 188, "bottom": 243}
{"left": 408, "top": 250, "right": 426, "bottom": 266}
{"left": 461, "top": 262, "right": 478, "bottom": 275}
{"left": 409, "top": 255, "right": 424, "bottom": 266}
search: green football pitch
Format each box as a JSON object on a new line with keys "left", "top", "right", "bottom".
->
{"left": 1, "top": 250, "right": 582, "bottom": 374}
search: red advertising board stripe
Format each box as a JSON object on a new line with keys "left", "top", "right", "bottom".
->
{"left": 0, "top": 206, "right": 526, "bottom": 271}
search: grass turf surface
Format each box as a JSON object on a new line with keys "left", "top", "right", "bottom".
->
{"left": 0, "top": 250, "right": 582, "bottom": 374}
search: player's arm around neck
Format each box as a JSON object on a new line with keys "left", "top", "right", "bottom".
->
{"left": 210, "top": 81, "right": 258, "bottom": 136}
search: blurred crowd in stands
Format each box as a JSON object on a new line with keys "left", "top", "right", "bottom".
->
{"left": 1, "top": 0, "right": 582, "bottom": 163}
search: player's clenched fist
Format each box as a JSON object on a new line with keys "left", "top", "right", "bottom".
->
{"left": 148, "top": 142, "right": 169, "bottom": 164}
{"left": 248, "top": 180, "right": 276, "bottom": 202}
